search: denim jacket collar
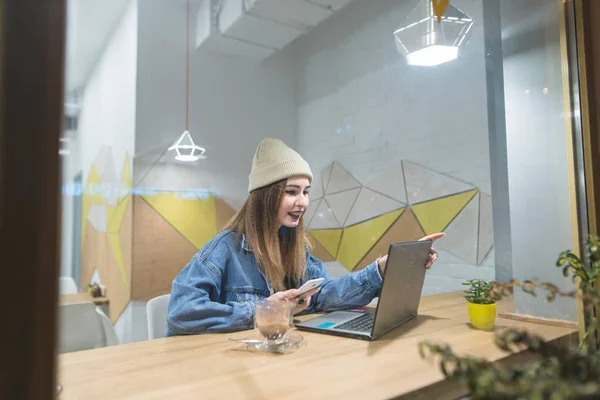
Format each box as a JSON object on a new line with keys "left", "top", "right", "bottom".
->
{"left": 240, "top": 227, "right": 292, "bottom": 253}
{"left": 240, "top": 234, "right": 252, "bottom": 252}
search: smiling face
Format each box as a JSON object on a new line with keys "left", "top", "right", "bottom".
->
{"left": 277, "top": 176, "right": 310, "bottom": 228}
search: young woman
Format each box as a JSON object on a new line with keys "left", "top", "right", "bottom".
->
{"left": 166, "top": 138, "right": 442, "bottom": 336}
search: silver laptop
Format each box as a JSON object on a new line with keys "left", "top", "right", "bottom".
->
{"left": 295, "top": 240, "right": 432, "bottom": 341}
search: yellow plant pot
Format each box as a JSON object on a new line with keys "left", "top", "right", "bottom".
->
{"left": 467, "top": 302, "right": 496, "bottom": 330}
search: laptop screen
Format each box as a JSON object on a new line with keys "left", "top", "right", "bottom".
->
{"left": 371, "top": 240, "right": 432, "bottom": 339}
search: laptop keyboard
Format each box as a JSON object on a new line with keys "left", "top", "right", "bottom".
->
{"left": 333, "top": 313, "right": 375, "bottom": 333}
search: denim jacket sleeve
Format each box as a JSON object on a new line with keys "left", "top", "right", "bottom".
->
{"left": 166, "top": 256, "right": 255, "bottom": 336}
{"left": 304, "top": 248, "right": 383, "bottom": 312}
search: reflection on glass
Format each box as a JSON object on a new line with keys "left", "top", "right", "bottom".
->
{"left": 393, "top": 0, "right": 473, "bottom": 66}
{"left": 58, "top": 0, "right": 585, "bottom": 353}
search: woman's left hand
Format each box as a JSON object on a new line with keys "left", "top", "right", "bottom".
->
{"left": 377, "top": 232, "right": 445, "bottom": 276}
{"left": 268, "top": 287, "right": 321, "bottom": 315}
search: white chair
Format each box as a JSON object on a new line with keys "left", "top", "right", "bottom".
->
{"left": 58, "top": 302, "right": 119, "bottom": 353}
{"left": 96, "top": 307, "right": 119, "bottom": 346}
{"left": 58, "top": 276, "right": 78, "bottom": 295}
{"left": 146, "top": 294, "right": 170, "bottom": 340}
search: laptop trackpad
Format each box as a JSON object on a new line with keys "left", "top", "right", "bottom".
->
{"left": 301, "top": 311, "right": 361, "bottom": 328}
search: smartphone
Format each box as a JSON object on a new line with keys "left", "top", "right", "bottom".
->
{"left": 293, "top": 278, "right": 324, "bottom": 298}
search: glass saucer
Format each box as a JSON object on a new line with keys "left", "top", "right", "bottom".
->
{"left": 240, "top": 331, "right": 303, "bottom": 353}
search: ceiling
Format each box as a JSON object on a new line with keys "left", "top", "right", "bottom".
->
{"left": 64, "top": 0, "right": 356, "bottom": 92}
{"left": 196, "top": 0, "right": 355, "bottom": 61}
{"left": 65, "top": 0, "right": 131, "bottom": 93}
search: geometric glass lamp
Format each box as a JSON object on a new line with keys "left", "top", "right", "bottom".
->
{"left": 167, "top": 0, "right": 207, "bottom": 162}
{"left": 393, "top": 0, "right": 473, "bottom": 67}
{"left": 168, "top": 130, "right": 207, "bottom": 162}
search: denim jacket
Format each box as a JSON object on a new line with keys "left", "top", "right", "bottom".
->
{"left": 166, "top": 229, "right": 383, "bottom": 336}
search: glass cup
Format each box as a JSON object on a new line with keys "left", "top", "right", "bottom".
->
{"left": 254, "top": 299, "right": 292, "bottom": 344}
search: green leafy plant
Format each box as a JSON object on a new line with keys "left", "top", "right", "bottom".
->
{"left": 420, "top": 236, "right": 600, "bottom": 399}
{"left": 419, "top": 329, "right": 600, "bottom": 399}
{"left": 463, "top": 278, "right": 495, "bottom": 304}
{"left": 557, "top": 235, "right": 600, "bottom": 292}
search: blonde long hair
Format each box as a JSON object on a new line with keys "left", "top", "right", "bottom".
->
{"left": 226, "top": 179, "right": 309, "bottom": 292}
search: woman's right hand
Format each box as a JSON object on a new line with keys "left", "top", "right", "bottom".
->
{"left": 268, "top": 287, "right": 321, "bottom": 314}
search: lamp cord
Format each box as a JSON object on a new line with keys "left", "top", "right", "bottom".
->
{"left": 185, "top": 0, "right": 190, "bottom": 131}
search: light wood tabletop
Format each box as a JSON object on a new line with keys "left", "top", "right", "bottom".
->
{"left": 57, "top": 292, "right": 576, "bottom": 400}
{"left": 59, "top": 293, "right": 109, "bottom": 306}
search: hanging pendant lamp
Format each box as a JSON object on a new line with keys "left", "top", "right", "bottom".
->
{"left": 168, "top": 0, "right": 206, "bottom": 161}
{"left": 393, "top": 0, "right": 473, "bottom": 67}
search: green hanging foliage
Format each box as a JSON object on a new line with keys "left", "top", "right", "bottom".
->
{"left": 420, "top": 236, "right": 600, "bottom": 400}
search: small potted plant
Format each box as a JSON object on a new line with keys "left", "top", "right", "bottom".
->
{"left": 463, "top": 278, "right": 496, "bottom": 330}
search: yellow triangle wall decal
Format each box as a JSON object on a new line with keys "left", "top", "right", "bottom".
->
{"left": 107, "top": 195, "right": 130, "bottom": 234}
{"left": 142, "top": 192, "right": 217, "bottom": 249}
{"left": 412, "top": 189, "right": 478, "bottom": 235}
{"left": 310, "top": 229, "right": 343, "bottom": 258}
{"left": 337, "top": 209, "right": 404, "bottom": 271}
{"left": 81, "top": 165, "right": 106, "bottom": 249}
{"left": 119, "top": 153, "right": 133, "bottom": 203}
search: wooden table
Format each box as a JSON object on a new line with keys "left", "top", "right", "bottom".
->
{"left": 59, "top": 293, "right": 109, "bottom": 306}
{"left": 57, "top": 292, "right": 576, "bottom": 399}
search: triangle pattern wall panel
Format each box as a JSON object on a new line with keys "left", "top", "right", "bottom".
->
{"left": 80, "top": 148, "right": 135, "bottom": 323}
{"left": 310, "top": 174, "right": 324, "bottom": 200}
{"left": 310, "top": 229, "right": 343, "bottom": 259}
{"left": 303, "top": 198, "right": 321, "bottom": 228}
{"left": 344, "top": 187, "right": 404, "bottom": 227}
{"left": 132, "top": 196, "right": 198, "bottom": 301}
{"left": 100, "top": 148, "right": 119, "bottom": 206}
{"left": 119, "top": 154, "right": 133, "bottom": 203}
{"left": 88, "top": 204, "right": 108, "bottom": 233}
{"left": 82, "top": 165, "right": 106, "bottom": 248}
{"left": 481, "top": 247, "right": 494, "bottom": 266}
{"left": 93, "top": 146, "right": 111, "bottom": 178}
{"left": 215, "top": 197, "right": 237, "bottom": 231}
{"left": 303, "top": 159, "right": 492, "bottom": 270}
{"left": 354, "top": 208, "right": 425, "bottom": 271}
{"left": 337, "top": 209, "right": 404, "bottom": 271}
{"left": 325, "top": 162, "right": 361, "bottom": 194}
{"left": 325, "top": 188, "right": 360, "bottom": 226}
{"left": 412, "top": 189, "right": 478, "bottom": 235}
{"left": 309, "top": 198, "right": 342, "bottom": 230}
{"left": 436, "top": 192, "right": 479, "bottom": 265}
{"left": 106, "top": 195, "right": 130, "bottom": 234}
{"left": 477, "top": 193, "right": 494, "bottom": 265}
{"left": 141, "top": 193, "right": 218, "bottom": 249}
{"left": 118, "top": 197, "right": 133, "bottom": 291}
{"left": 108, "top": 232, "right": 129, "bottom": 289}
{"left": 83, "top": 164, "right": 104, "bottom": 203}
{"left": 321, "top": 164, "right": 333, "bottom": 195}
{"left": 132, "top": 147, "right": 167, "bottom": 189}
{"left": 306, "top": 231, "right": 335, "bottom": 262}
{"left": 106, "top": 240, "right": 131, "bottom": 324}
{"left": 403, "top": 161, "right": 475, "bottom": 205}
{"left": 364, "top": 162, "right": 408, "bottom": 204}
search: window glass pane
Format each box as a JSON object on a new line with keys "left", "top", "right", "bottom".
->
{"left": 59, "top": 0, "right": 583, "bottom": 352}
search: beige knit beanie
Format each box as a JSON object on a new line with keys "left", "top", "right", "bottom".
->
{"left": 248, "top": 138, "right": 313, "bottom": 192}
